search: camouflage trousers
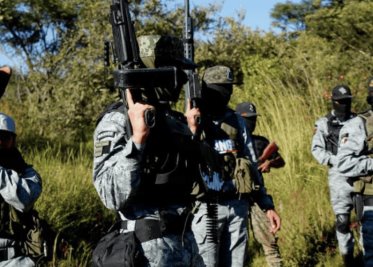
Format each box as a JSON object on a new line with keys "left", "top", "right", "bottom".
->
{"left": 250, "top": 202, "right": 282, "bottom": 267}
{"left": 140, "top": 231, "right": 205, "bottom": 267}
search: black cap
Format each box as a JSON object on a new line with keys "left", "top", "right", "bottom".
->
{"left": 368, "top": 77, "right": 373, "bottom": 92}
{"left": 235, "top": 102, "right": 259, "bottom": 118}
{"left": 332, "top": 85, "right": 352, "bottom": 100}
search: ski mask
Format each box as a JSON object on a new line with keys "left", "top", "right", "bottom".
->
{"left": 243, "top": 117, "right": 257, "bottom": 133}
{"left": 201, "top": 65, "right": 235, "bottom": 117}
{"left": 331, "top": 85, "right": 352, "bottom": 121}
{"left": 202, "top": 83, "right": 232, "bottom": 116}
{"left": 332, "top": 99, "right": 351, "bottom": 121}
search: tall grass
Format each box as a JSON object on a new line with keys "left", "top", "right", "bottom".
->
{"left": 8, "top": 68, "right": 360, "bottom": 266}
{"left": 19, "top": 141, "right": 114, "bottom": 267}
{"left": 230, "top": 69, "right": 361, "bottom": 266}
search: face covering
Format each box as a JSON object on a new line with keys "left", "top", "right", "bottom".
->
{"left": 243, "top": 117, "right": 257, "bottom": 133}
{"left": 202, "top": 84, "right": 232, "bottom": 116}
{"left": 332, "top": 99, "right": 351, "bottom": 121}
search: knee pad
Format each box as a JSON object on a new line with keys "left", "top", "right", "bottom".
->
{"left": 336, "top": 214, "right": 350, "bottom": 234}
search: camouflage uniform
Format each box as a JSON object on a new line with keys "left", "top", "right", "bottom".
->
{"left": 192, "top": 66, "right": 276, "bottom": 267}
{"left": 0, "top": 113, "right": 42, "bottom": 267}
{"left": 93, "top": 35, "right": 204, "bottom": 267}
{"left": 251, "top": 136, "right": 283, "bottom": 267}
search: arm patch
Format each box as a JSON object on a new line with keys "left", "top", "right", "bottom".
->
{"left": 94, "top": 140, "right": 112, "bottom": 157}
{"left": 97, "top": 131, "right": 115, "bottom": 141}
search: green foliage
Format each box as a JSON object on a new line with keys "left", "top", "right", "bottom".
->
{"left": 1, "top": 0, "right": 373, "bottom": 265}
{"left": 19, "top": 141, "right": 115, "bottom": 266}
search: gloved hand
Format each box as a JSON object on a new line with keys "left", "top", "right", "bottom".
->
{"left": 0, "top": 147, "right": 29, "bottom": 174}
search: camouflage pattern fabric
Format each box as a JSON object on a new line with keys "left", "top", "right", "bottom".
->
{"left": 250, "top": 202, "right": 282, "bottom": 267}
{"left": 202, "top": 65, "right": 234, "bottom": 84}
{"left": 137, "top": 35, "right": 194, "bottom": 69}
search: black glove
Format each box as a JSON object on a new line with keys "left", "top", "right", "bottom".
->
{"left": 0, "top": 147, "right": 29, "bottom": 174}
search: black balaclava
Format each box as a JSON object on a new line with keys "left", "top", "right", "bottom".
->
{"left": 243, "top": 116, "right": 257, "bottom": 134}
{"left": 202, "top": 82, "right": 232, "bottom": 117}
{"left": 332, "top": 98, "right": 352, "bottom": 121}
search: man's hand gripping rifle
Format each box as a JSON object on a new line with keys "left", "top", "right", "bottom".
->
{"left": 106, "top": 0, "right": 179, "bottom": 140}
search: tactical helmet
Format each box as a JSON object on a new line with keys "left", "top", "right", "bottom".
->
{"left": 137, "top": 35, "right": 196, "bottom": 69}
{"left": 0, "top": 113, "right": 15, "bottom": 134}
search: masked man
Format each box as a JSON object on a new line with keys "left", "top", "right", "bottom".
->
{"left": 191, "top": 65, "right": 281, "bottom": 267}
{"left": 92, "top": 35, "right": 205, "bottom": 266}
{"left": 236, "top": 101, "right": 285, "bottom": 267}
{"left": 311, "top": 85, "right": 356, "bottom": 266}
{"left": 0, "top": 113, "right": 42, "bottom": 267}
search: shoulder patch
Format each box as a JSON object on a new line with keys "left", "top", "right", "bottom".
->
{"left": 340, "top": 133, "right": 349, "bottom": 145}
{"left": 97, "top": 131, "right": 115, "bottom": 141}
{"left": 94, "top": 140, "right": 111, "bottom": 157}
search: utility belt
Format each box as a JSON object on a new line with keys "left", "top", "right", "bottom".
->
{"left": 92, "top": 212, "right": 192, "bottom": 266}
{"left": 121, "top": 212, "right": 192, "bottom": 243}
{"left": 200, "top": 191, "right": 248, "bottom": 203}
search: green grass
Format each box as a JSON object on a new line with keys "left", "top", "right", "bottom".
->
{"left": 11, "top": 74, "right": 363, "bottom": 266}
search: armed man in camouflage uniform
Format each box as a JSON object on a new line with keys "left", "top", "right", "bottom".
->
{"left": 0, "top": 112, "right": 43, "bottom": 267}
{"left": 236, "top": 101, "right": 285, "bottom": 267}
{"left": 191, "top": 65, "right": 281, "bottom": 267}
{"left": 311, "top": 85, "right": 356, "bottom": 266}
{"left": 93, "top": 35, "right": 204, "bottom": 266}
{"left": 337, "top": 77, "right": 373, "bottom": 266}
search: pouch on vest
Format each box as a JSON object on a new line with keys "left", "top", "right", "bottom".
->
{"left": 92, "top": 222, "right": 146, "bottom": 267}
{"left": 234, "top": 157, "right": 257, "bottom": 194}
{"left": 9, "top": 207, "right": 54, "bottom": 263}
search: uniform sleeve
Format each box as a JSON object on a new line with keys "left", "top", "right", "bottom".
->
{"left": 0, "top": 166, "right": 42, "bottom": 212}
{"left": 337, "top": 117, "right": 373, "bottom": 177}
{"left": 311, "top": 117, "right": 336, "bottom": 166}
{"left": 238, "top": 116, "right": 274, "bottom": 210}
{"left": 93, "top": 111, "right": 144, "bottom": 211}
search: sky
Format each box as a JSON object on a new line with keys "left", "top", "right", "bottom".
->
{"left": 191, "top": 0, "right": 301, "bottom": 32}
{"left": 0, "top": 0, "right": 301, "bottom": 69}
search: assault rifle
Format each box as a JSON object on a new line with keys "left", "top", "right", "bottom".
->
{"left": 106, "top": 0, "right": 179, "bottom": 139}
{"left": 183, "top": 0, "right": 201, "bottom": 119}
{"left": 0, "top": 66, "right": 12, "bottom": 99}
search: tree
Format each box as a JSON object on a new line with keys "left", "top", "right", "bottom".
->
{"left": 0, "top": 0, "right": 80, "bottom": 70}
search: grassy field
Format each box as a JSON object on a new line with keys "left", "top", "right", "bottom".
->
{"left": 7, "top": 77, "right": 363, "bottom": 266}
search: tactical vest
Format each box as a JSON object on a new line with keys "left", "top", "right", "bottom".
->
{"left": 96, "top": 102, "right": 202, "bottom": 210}
{"left": 201, "top": 109, "right": 255, "bottom": 194}
{"left": 355, "top": 110, "right": 373, "bottom": 195}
